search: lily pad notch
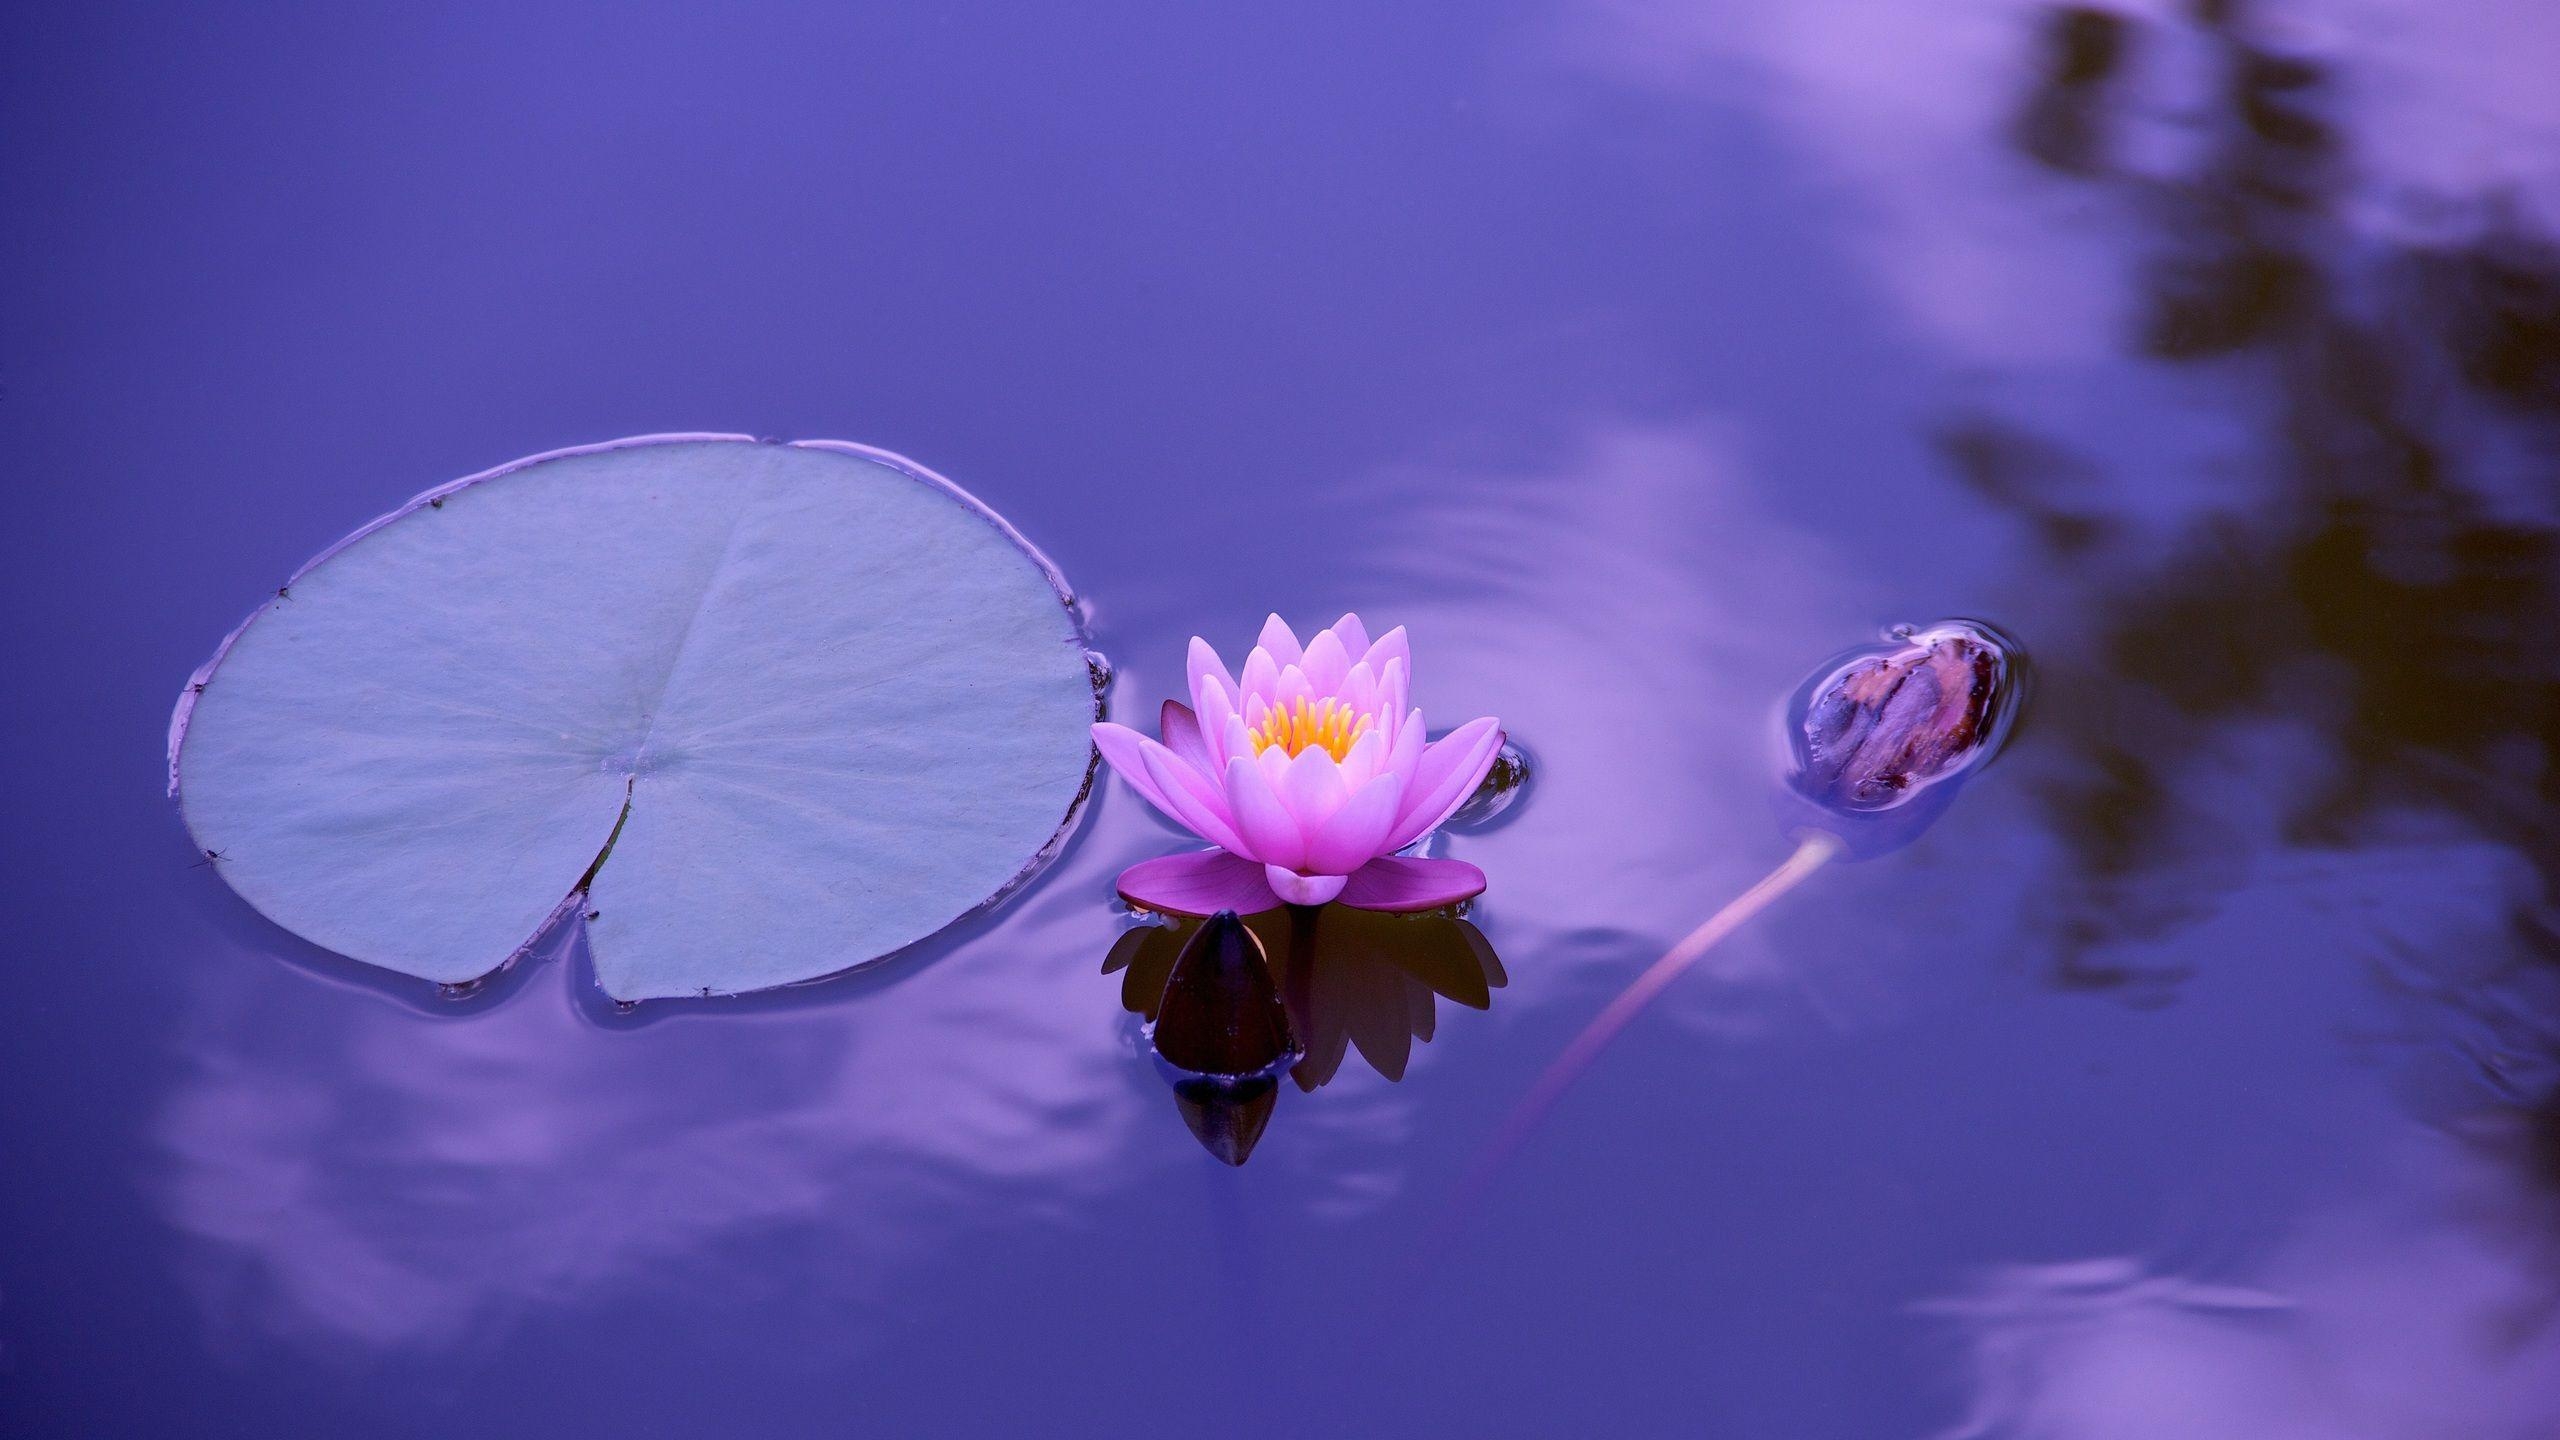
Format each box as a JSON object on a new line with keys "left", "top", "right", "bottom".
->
{"left": 171, "top": 435, "right": 1105, "bottom": 1002}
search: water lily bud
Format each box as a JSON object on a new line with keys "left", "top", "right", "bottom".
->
{"left": 1793, "top": 620, "right": 2022, "bottom": 817}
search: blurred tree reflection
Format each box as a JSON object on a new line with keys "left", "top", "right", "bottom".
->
{"left": 1964, "top": 0, "right": 2559, "bottom": 1079}
{"left": 1915, "top": 9, "right": 2560, "bottom": 1429}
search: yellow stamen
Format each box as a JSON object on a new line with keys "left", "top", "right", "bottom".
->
{"left": 1249, "top": 696, "right": 1372, "bottom": 762}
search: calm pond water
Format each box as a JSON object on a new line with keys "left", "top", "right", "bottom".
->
{"left": 5, "top": 2, "right": 2558, "bottom": 1435}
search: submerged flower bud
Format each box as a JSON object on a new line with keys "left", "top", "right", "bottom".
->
{"left": 1151, "top": 910, "right": 1298, "bottom": 1078}
{"left": 1793, "top": 620, "right": 2022, "bottom": 815}
{"left": 1149, "top": 910, "right": 1302, "bottom": 1165}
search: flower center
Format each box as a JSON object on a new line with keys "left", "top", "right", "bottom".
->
{"left": 1250, "top": 697, "right": 1372, "bottom": 762}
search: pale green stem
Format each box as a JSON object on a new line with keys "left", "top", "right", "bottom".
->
{"left": 1446, "top": 830, "right": 1845, "bottom": 1231}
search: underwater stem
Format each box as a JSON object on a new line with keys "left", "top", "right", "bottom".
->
{"left": 1455, "top": 831, "right": 1843, "bottom": 1219}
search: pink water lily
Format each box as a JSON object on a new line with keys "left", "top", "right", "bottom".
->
{"left": 1094, "top": 613, "right": 1503, "bottom": 915}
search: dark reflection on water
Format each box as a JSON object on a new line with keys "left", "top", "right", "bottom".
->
{"left": 2010, "top": 7, "right": 2134, "bottom": 177}
{"left": 1955, "top": 0, "right": 2560, "bottom": 1035}
{"left": 1108, "top": 904, "right": 1506, "bottom": 1111}
{"left": 1909, "top": 3, "right": 2560, "bottom": 1432}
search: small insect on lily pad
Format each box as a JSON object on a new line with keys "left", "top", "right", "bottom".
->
{"left": 170, "top": 435, "right": 1100, "bottom": 1002}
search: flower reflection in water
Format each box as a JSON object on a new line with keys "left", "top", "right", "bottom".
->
{"left": 1103, "top": 903, "right": 1506, "bottom": 1164}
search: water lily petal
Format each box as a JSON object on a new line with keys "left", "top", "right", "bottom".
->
{"left": 1195, "top": 678, "right": 1243, "bottom": 770}
{"left": 1223, "top": 755, "right": 1306, "bottom": 869}
{"left": 1385, "top": 717, "right": 1504, "bottom": 851}
{"left": 1301, "top": 627, "right": 1352, "bottom": 694}
{"left": 1337, "top": 855, "right": 1486, "bottom": 912}
{"left": 1330, "top": 613, "right": 1372, "bottom": 658}
{"left": 1117, "top": 850, "right": 1283, "bottom": 916}
{"left": 1305, "top": 773, "right": 1401, "bottom": 875}
{"left": 1093, "top": 722, "right": 1184, "bottom": 816}
{"left": 1159, "top": 700, "right": 1213, "bottom": 776}
{"left": 1098, "top": 724, "right": 1246, "bottom": 861}
{"left": 1382, "top": 705, "right": 1427, "bottom": 786}
{"left": 1139, "top": 743, "right": 1249, "bottom": 853}
{"left": 1364, "top": 625, "right": 1410, "bottom": 685}
{"left": 1157, "top": 722, "right": 1244, "bottom": 825}
{"left": 1272, "top": 664, "right": 1315, "bottom": 713}
{"left": 1337, "top": 660, "right": 1380, "bottom": 721}
{"left": 1240, "top": 646, "right": 1280, "bottom": 708}
{"left": 1265, "top": 865, "right": 1348, "bottom": 906}
{"left": 1377, "top": 655, "right": 1411, "bottom": 730}
{"left": 1337, "top": 728, "right": 1388, "bottom": 791}
{"left": 1256, "top": 614, "right": 1305, "bottom": 669}
{"left": 1186, "top": 637, "right": 1236, "bottom": 714}
{"left": 1221, "top": 713, "right": 1257, "bottom": 770}
{"left": 1278, "top": 744, "right": 1350, "bottom": 833}
{"left": 1131, "top": 728, "right": 1223, "bottom": 807}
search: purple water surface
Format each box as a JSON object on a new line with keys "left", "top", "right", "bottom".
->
{"left": 5, "top": 2, "right": 2558, "bottom": 1436}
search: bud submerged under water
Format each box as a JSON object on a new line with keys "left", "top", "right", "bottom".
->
{"left": 1148, "top": 910, "right": 1303, "bottom": 1165}
{"left": 1151, "top": 910, "right": 1297, "bottom": 1075}
{"left": 1794, "top": 620, "right": 2021, "bottom": 814}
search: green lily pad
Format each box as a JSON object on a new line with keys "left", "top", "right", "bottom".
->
{"left": 171, "top": 435, "right": 1099, "bottom": 1001}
